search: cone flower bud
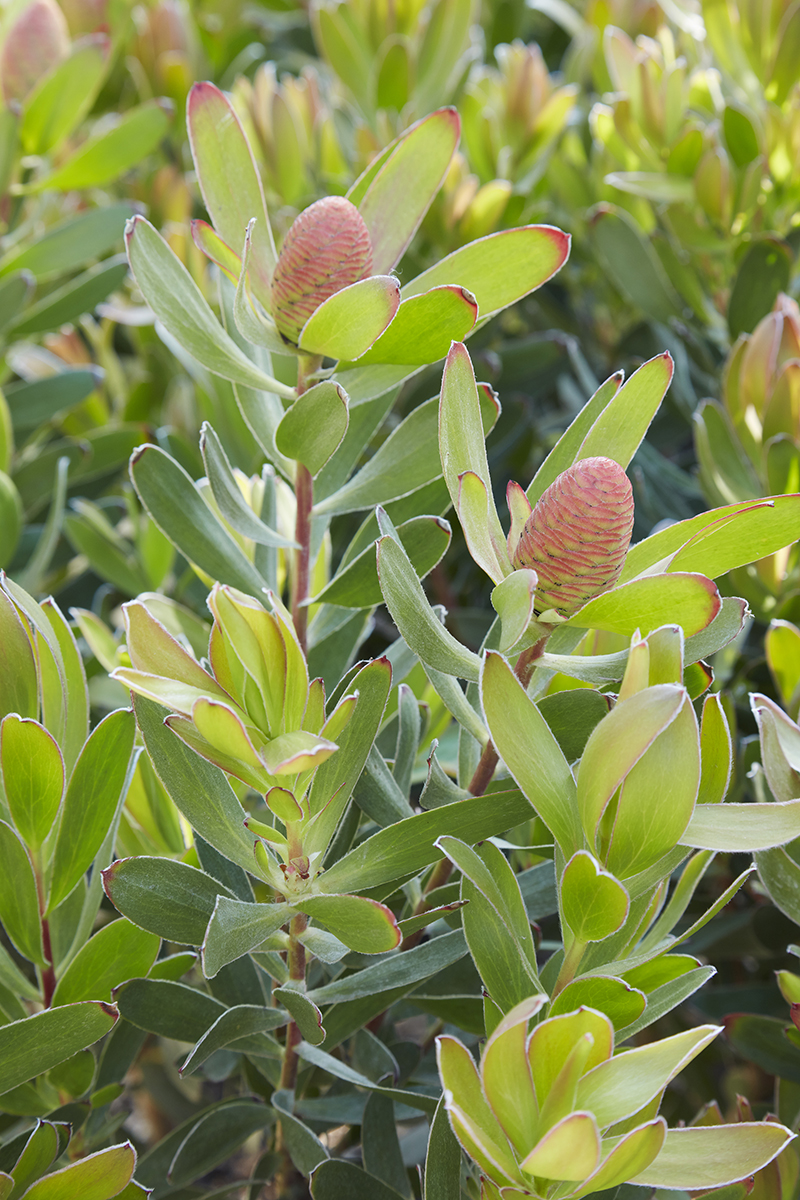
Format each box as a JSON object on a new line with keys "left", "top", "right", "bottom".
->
{"left": 270, "top": 196, "right": 372, "bottom": 344}
{"left": 513, "top": 456, "right": 634, "bottom": 616}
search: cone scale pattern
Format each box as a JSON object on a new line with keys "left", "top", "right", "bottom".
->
{"left": 513, "top": 456, "right": 634, "bottom": 616}
{"left": 270, "top": 196, "right": 373, "bottom": 344}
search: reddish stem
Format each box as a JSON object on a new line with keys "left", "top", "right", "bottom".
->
{"left": 41, "top": 918, "right": 56, "bottom": 1008}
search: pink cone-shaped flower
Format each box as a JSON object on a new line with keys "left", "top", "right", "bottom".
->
{"left": 270, "top": 196, "right": 372, "bottom": 344}
{"left": 513, "top": 456, "right": 634, "bottom": 616}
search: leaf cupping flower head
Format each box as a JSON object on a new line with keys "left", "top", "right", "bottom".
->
{"left": 270, "top": 196, "right": 373, "bottom": 344}
{"left": 513, "top": 456, "right": 634, "bottom": 616}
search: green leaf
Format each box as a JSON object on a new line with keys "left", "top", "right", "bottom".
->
{"left": 604, "top": 172, "right": 694, "bottom": 203}
{"left": 199, "top": 423, "right": 295, "bottom": 548}
{"left": 272, "top": 1089, "right": 328, "bottom": 1175}
{"left": 0, "top": 1003, "right": 117, "bottom": 1095}
{"left": 621, "top": 496, "right": 800, "bottom": 583}
{"left": 273, "top": 985, "right": 325, "bottom": 1045}
{"left": 19, "top": 1143, "right": 135, "bottom": 1199}
{"left": 63, "top": 509, "right": 149, "bottom": 599}
{"left": 566, "top": 573, "right": 721, "bottom": 639}
{"left": 377, "top": 534, "right": 482, "bottom": 681}
{"left": 51, "top": 919, "right": 159, "bottom": 1006}
{"left": 314, "top": 394, "right": 462, "bottom": 516}
{"left": 48, "top": 708, "right": 135, "bottom": 912}
{"left": 312, "top": 515, "right": 450, "bottom": 608}
{"left": 616, "top": 966, "right": 715, "bottom": 1040}
{"left": 683, "top": 800, "right": 800, "bottom": 851}
{"left": 311, "top": 1161, "right": 408, "bottom": 1199}
{"left": 103, "top": 856, "right": 230, "bottom": 945}
{"left": 0, "top": 204, "right": 135, "bottom": 281}
{"left": 133, "top": 696, "right": 259, "bottom": 874}
{"left": 0, "top": 590, "right": 37, "bottom": 722}
{"left": 728, "top": 238, "right": 792, "bottom": 339}
{"left": 353, "top": 108, "right": 460, "bottom": 274}
{"left": 0, "top": 272, "right": 34, "bottom": 338}
{"left": 300, "top": 894, "right": 400, "bottom": 954}
{"left": 630, "top": 1124, "right": 794, "bottom": 1189}
{"left": 167, "top": 1101, "right": 274, "bottom": 1188}
{"left": 576, "top": 353, "right": 674, "bottom": 467}
{"left": 306, "top": 658, "right": 392, "bottom": 857}
{"left": 480, "top": 651, "right": 580, "bottom": 855}
{"left": 550, "top": 975, "right": 645, "bottom": 1030}
{"left": 459, "top": 875, "right": 541, "bottom": 1012}
{"left": 298, "top": 276, "right": 400, "bottom": 361}
{"left": 232, "top": 223, "right": 287, "bottom": 355}
{"left": 187, "top": 81, "right": 276, "bottom": 307}
{"left": 527, "top": 373, "right": 626, "bottom": 506}
{"left": 362, "top": 1092, "right": 413, "bottom": 1197}
{"left": 491, "top": 569, "right": 538, "bottom": 652}
{"left": 577, "top": 1025, "right": 720, "bottom": 1128}
{"left": 10, "top": 256, "right": 129, "bottom": 337}
{"left": 726, "top": 1012, "right": 800, "bottom": 1084}
{"left": 438, "top": 837, "right": 539, "bottom": 979}
{"left": 318, "top": 788, "right": 533, "bottom": 894}
{"left": 589, "top": 205, "right": 682, "bottom": 322}
{"left": 424, "top": 1096, "right": 462, "bottom": 1200}
{"left": 437, "top": 1032, "right": 524, "bottom": 1184}
{"left": 4, "top": 369, "right": 102, "bottom": 431}
{"left": 561, "top": 852, "right": 630, "bottom": 942}
{"left": 537, "top": 690, "right": 608, "bottom": 762}
{"left": 522, "top": 1112, "right": 601, "bottom": 1180}
{"left": 114, "top": 978, "right": 225, "bottom": 1042}
{"left": 274, "top": 382, "right": 349, "bottom": 475}
{"left": 29, "top": 100, "right": 172, "bottom": 192}
{"left": 755, "top": 846, "right": 800, "bottom": 925}
{"left": 20, "top": 36, "right": 109, "bottom": 155}
{"left": 181, "top": 1005, "right": 289, "bottom": 1075}
{"left": 306, "top": 929, "right": 467, "bottom": 1006}
{"left": 124, "top": 217, "right": 293, "bottom": 397}
{"left": 202, "top": 896, "right": 291, "bottom": 977}
{"left": 440, "top": 343, "right": 509, "bottom": 583}
{"left": 577, "top": 684, "right": 686, "bottom": 846}
{"left": 698, "top": 695, "right": 732, "bottom": 805}
{"left": 1, "top": 716, "right": 63, "bottom": 851}
{"left": 354, "top": 286, "right": 478, "bottom": 366}
{"left": 402, "top": 225, "right": 571, "bottom": 318}
{"left": 0, "top": 820, "right": 45, "bottom": 965}
{"left": 129, "top": 444, "right": 268, "bottom": 594}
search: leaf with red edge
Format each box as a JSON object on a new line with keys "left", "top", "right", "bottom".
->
{"left": 300, "top": 893, "right": 401, "bottom": 953}
{"left": 403, "top": 225, "right": 570, "bottom": 317}
{"left": 187, "top": 81, "right": 275, "bottom": 307}
{"left": 353, "top": 107, "right": 461, "bottom": 274}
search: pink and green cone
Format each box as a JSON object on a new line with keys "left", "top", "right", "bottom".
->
{"left": 270, "top": 195, "right": 373, "bottom": 344}
{"left": 513, "top": 456, "right": 634, "bottom": 616}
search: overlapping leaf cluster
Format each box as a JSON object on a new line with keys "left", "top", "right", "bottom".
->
{"left": 2, "top": 0, "right": 800, "bottom": 1196}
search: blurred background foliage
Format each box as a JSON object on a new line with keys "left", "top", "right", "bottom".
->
{"left": 5, "top": 0, "right": 800, "bottom": 1191}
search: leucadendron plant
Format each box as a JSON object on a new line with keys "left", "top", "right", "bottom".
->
{"left": 0, "top": 576, "right": 152, "bottom": 1195}
{"left": 694, "top": 293, "right": 800, "bottom": 621}
{"left": 24, "top": 72, "right": 800, "bottom": 1200}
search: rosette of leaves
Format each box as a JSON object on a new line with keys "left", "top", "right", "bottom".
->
{"left": 112, "top": 586, "right": 363, "bottom": 895}
{"left": 128, "top": 81, "right": 569, "bottom": 383}
{"left": 0, "top": 578, "right": 146, "bottom": 1127}
{"left": 694, "top": 293, "right": 800, "bottom": 619}
{"left": 437, "top": 997, "right": 794, "bottom": 1198}
{"left": 378, "top": 339, "right": 800, "bottom": 699}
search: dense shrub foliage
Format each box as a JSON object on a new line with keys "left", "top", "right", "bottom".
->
{"left": 3, "top": 0, "right": 800, "bottom": 1196}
